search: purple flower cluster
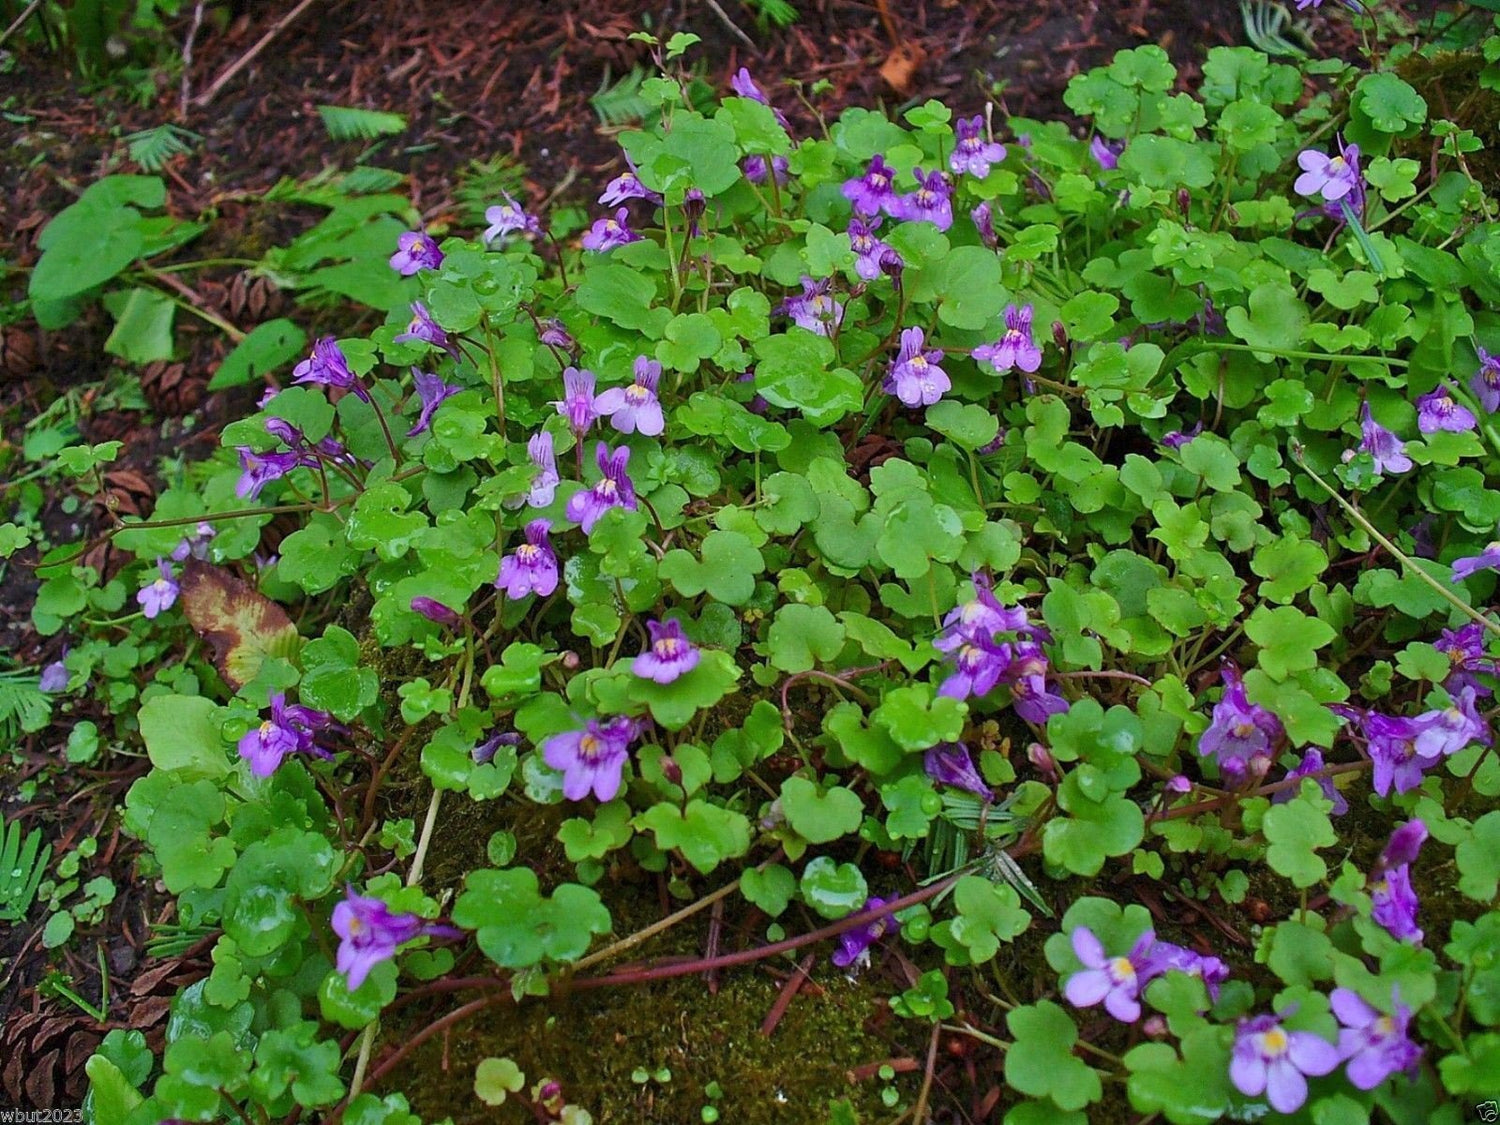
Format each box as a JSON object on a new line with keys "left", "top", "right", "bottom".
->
{"left": 935, "top": 573, "right": 1066, "bottom": 722}
{"left": 332, "top": 887, "right": 458, "bottom": 991}
{"left": 780, "top": 276, "right": 844, "bottom": 337}
{"left": 1064, "top": 926, "right": 1227, "bottom": 1023}
{"left": 496, "top": 519, "right": 559, "bottom": 599}
{"left": 294, "top": 336, "right": 369, "bottom": 402}
{"left": 237, "top": 692, "right": 340, "bottom": 777}
{"left": 1196, "top": 663, "right": 1282, "bottom": 783}
{"left": 1340, "top": 689, "right": 1490, "bottom": 797}
{"left": 1369, "top": 819, "right": 1428, "bottom": 943}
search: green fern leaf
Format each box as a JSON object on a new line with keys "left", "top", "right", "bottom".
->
{"left": 590, "top": 67, "right": 652, "bottom": 127}
{"left": 318, "top": 105, "right": 409, "bottom": 142}
{"left": 0, "top": 819, "right": 50, "bottom": 923}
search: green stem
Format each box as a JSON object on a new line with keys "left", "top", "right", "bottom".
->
{"left": 1201, "top": 342, "right": 1406, "bottom": 367}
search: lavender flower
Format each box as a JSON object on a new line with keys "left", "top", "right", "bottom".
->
{"left": 1064, "top": 926, "right": 1155, "bottom": 1022}
{"left": 1331, "top": 989, "right": 1421, "bottom": 1090}
{"left": 1230, "top": 1013, "right": 1341, "bottom": 1114}
{"left": 1451, "top": 540, "right": 1500, "bottom": 583}
{"left": 496, "top": 519, "right": 559, "bottom": 599}
{"left": 1089, "top": 135, "right": 1123, "bottom": 171}
{"left": 971, "top": 202, "right": 998, "bottom": 248}
{"left": 1382, "top": 819, "right": 1428, "bottom": 869}
{"left": 1005, "top": 642, "right": 1069, "bottom": 724}
{"left": 632, "top": 619, "right": 700, "bottom": 684}
{"left": 884, "top": 326, "right": 950, "bottom": 408}
{"left": 538, "top": 318, "right": 575, "bottom": 352}
{"left": 565, "top": 443, "right": 637, "bottom": 533}
{"left": 171, "top": 521, "right": 217, "bottom": 562}
{"left": 525, "top": 431, "right": 560, "bottom": 508}
{"left": 1358, "top": 403, "right": 1412, "bottom": 475}
{"left": 1370, "top": 863, "right": 1422, "bottom": 943}
{"left": 1196, "top": 663, "right": 1283, "bottom": 781}
{"left": 1364, "top": 711, "right": 1437, "bottom": 797}
{"left": 598, "top": 157, "right": 662, "bottom": 207}
{"left": 543, "top": 716, "right": 635, "bottom": 801}
{"left": 394, "top": 301, "right": 458, "bottom": 361}
{"left": 937, "top": 636, "right": 1010, "bottom": 701}
{"left": 1413, "top": 684, "right": 1489, "bottom": 760}
{"left": 1161, "top": 423, "right": 1202, "bottom": 450}
{"left": 973, "top": 304, "right": 1043, "bottom": 374}
{"left": 581, "top": 208, "right": 642, "bottom": 252}
{"left": 744, "top": 155, "right": 790, "bottom": 186}
{"left": 406, "top": 368, "right": 461, "bottom": 437}
{"left": 1435, "top": 622, "right": 1497, "bottom": 695}
{"left": 411, "top": 596, "right": 460, "bottom": 626}
{"left": 595, "top": 356, "right": 665, "bottom": 437}
{"left": 237, "top": 693, "right": 338, "bottom": 777}
{"left": 1294, "top": 139, "right": 1363, "bottom": 203}
{"left": 553, "top": 367, "right": 601, "bottom": 440}
{"left": 293, "top": 336, "right": 368, "bottom": 402}
{"left": 39, "top": 658, "right": 69, "bottom": 693}
{"left": 729, "top": 67, "right": 789, "bottom": 128}
{"left": 937, "top": 571, "right": 1032, "bottom": 647}
{"left": 1417, "top": 383, "right": 1477, "bottom": 433}
{"left": 1272, "top": 748, "right": 1349, "bottom": 814}
{"left": 1473, "top": 347, "right": 1500, "bottom": 413}
{"left": 893, "top": 168, "right": 953, "bottom": 231}
{"left": 780, "top": 276, "right": 844, "bottom": 337}
{"left": 842, "top": 155, "right": 899, "bottom": 218}
{"left": 473, "top": 731, "right": 520, "bottom": 765}
{"left": 1137, "top": 940, "right": 1230, "bottom": 1002}
{"left": 482, "top": 191, "right": 542, "bottom": 245}
{"left": 137, "top": 560, "right": 179, "bottom": 619}
{"left": 333, "top": 888, "right": 456, "bottom": 991}
{"left": 831, "top": 895, "right": 893, "bottom": 970}
{"left": 389, "top": 231, "right": 444, "bottom": 275}
{"left": 950, "top": 115, "right": 1007, "bottom": 179}
{"left": 848, "top": 218, "right": 891, "bottom": 282}
{"left": 923, "top": 742, "right": 992, "bottom": 800}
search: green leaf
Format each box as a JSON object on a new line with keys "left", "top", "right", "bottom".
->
{"left": 655, "top": 312, "right": 723, "bottom": 373}
{"left": 1353, "top": 73, "right": 1426, "bottom": 135}
{"left": 1264, "top": 787, "right": 1337, "bottom": 888}
{"left": 474, "top": 1057, "right": 526, "bottom": 1106}
{"left": 453, "top": 868, "right": 612, "bottom": 969}
{"left": 741, "top": 863, "right": 796, "bottom": 916}
{"left": 780, "top": 777, "right": 864, "bottom": 844}
{"left": 102, "top": 287, "right": 176, "bottom": 363}
{"left": 635, "top": 800, "right": 751, "bottom": 874}
{"left": 1118, "top": 135, "right": 1217, "bottom": 189}
{"left": 1225, "top": 282, "right": 1310, "bottom": 359}
{"left": 1251, "top": 536, "right": 1328, "bottom": 603}
{"left": 940, "top": 875, "right": 1030, "bottom": 963}
{"left": 210, "top": 320, "right": 309, "bottom": 390}
{"left": 1005, "top": 1001, "right": 1102, "bottom": 1111}
{"left": 752, "top": 332, "right": 863, "bottom": 425}
{"left": 1456, "top": 811, "right": 1500, "bottom": 901}
{"left": 139, "top": 694, "right": 226, "bottom": 781}
{"left": 576, "top": 262, "right": 669, "bottom": 335}
{"left": 657, "top": 530, "right": 765, "bottom": 605}
{"left": 798, "top": 855, "right": 868, "bottom": 919}
{"left": 1246, "top": 605, "right": 1336, "bottom": 680}
{"left": 925, "top": 400, "right": 1000, "bottom": 451}
{"left": 318, "top": 105, "right": 408, "bottom": 141}
{"left": 873, "top": 684, "right": 966, "bottom": 751}
{"left": 300, "top": 625, "right": 379, "bottom": 721}
{"left": 765, "top": 604, "right": 845, "bottom": 673}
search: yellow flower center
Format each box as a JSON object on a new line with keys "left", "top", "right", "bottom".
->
{"left": 604, "top": 220, "right": 619, "bottom": 233}
{"left": 259, "top": 720, "right": 274, "bottom": 737}
{"left": 598, "top": 478, "right": 618, "bottom": 499}
{"left": 626, "top": 384, "right": 650, "bottom": 403}
{"left": 911, "top": 355, "right": 928, "bottom": 372}
{"left": 1260, "top": 1028, "right": 1289, "bottom": 1056}
{"left": 579, "top": 734, "right": 601, "bottom": 759}
{"left": 517, "top": 544, "right": 540, "bottom": 563}
{"left": 1110, "top": 956, "right": 1136, "bottom": 981}
{"left": 347, "top": 917, "right": 364, "bottom": 935}
{"left": 1375, "top": 1016, "right": 1395, "bottom": 1036}
{"left": 1232, "top": 720, "right": 1257, "bottom": 738}
{"left": 657, "top": 637, "right": 680, "bottom": 657}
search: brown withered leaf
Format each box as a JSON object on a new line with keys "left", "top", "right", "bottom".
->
{"left": 179, "top": 559, "right": 302, "bottom": 688}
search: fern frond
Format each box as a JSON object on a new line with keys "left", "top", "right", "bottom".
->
{"left": 743, "top": 0, "right": 799, "bottom": 28}
{"left": 1241, "top": 0, "right": 1313, "bottom": 58}
{"left": 124, "top": 124, "right": 200, "bottom": 172}
{"left": 590, "top": 66, "right": 652, "bottom": 127}
{"left": 317, "top": 105, "right": 409, "bottom": 142}
{"left": 0, "top": 819, "right": 50, "bottom": 923}
{"left": 0, "top": 676, "right": 51, "bottom": 735}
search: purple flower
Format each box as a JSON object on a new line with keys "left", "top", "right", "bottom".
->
{"left": 950, "top": 115, "right": 1007, "bottom": 179}
{"left": 553, "top": 367, "right": 601, "bottom": 440}
{"left": 938, "top": 636, "right": 1010, "bottom": 701}
{"left": 1230, "top": 1013, "right": 1341, "bottom": 1114}
{"left": 780, "top": 276, "right": 844, "bottom": 337}
{"left": 1435, "top": 622, "right": 1497, "bottom": 695}
{"left": 39, "top": 658, "right": 69, "bottom": 693}
{"left": 744, "top": 155, "right": 790, "bottom": 186}
{"left": 565, "top": 442, "right": 637, "bottom": 533}
{"left": 483, "top": 191, "right": 542, "bottom": 245}
{"left": 496, "top": 518, "right": 559, "bottom": 599}
{"left": 884, "top": 326, "right": 950, "bottom": 408}
{"left": 923, "top": 742, "right": 991, "bottom": 800}
{"left": 1364, "top": 711, "right": 1437, "bottom": 797}
{"left": 1370, "top": 863, "right": 1422, "bottom": 943}
{"left": 893, "top": 168, "right": 953, "bottom": 231}
{"left": 581, "top": 208, "right": 642, "bottom": 252}
{"left": 1413, "top": 684, "right": 1489, "bottom": 760}
{"left": 1137, "top": 940, "right": 1230, "bottom": 1002}
{"left": 1358, "top": 403, "right": 1412, "bottom": 475}
{"left": 1331, "top": 989, "right": 1421, "bottom": 1090}
{"left": 973, "top": 304, "right": 1043, "bottom": 374}
{"left": 1273, "top": 748, "right": 1349, "bottom": 815}
{"left": 394, "top": 301, "right": 459, "bottom": 361}
{"left": 406, "top": 368, "right": 461, "bottom": 437}
{"left": 1196, "top": 663, "right": 1283, "bottom": 782}
{"left": 831, "top": 895, "right": 893, "bottom": 969}
{"left": 595, "top": 356, "right": 665, "bottom": 437}
{"left": 1089, "top": 135, "right": 1123, "bottom": 171}
{"left": 937, "top": 572, "right": 1033, "bottom": 648}
{"left": 333, "top": 888, "right": 455, "bottom": 991}
{"left": 599, "top": 157, "right": 662, "bottom": 207}
{"left": 1161, "top": 423, "right": 1203, "bottom": 450}
{"left": 137, "top": 559, "right": 179, "bottom": 619}
{"left": 1417, "top": 383, "right": 1477, "bottom": 433}
{"left": 473, "top": 731, "right": 521, "bottom": 765}
{"left": 411, "top": 596, "right": 460, "bottom": 626}
{"left": 729, "top": 67, "right": 790, "bottom": 128}
{"left": 237, "top": 693, "right": 338, "bottom": 777}
{"left": 1472, "top": 347, "right": 1500, "bottom": 413}
{"left": 1064, "top": 926, "right": 1155, "bottom": 1022}
{"left": 171, "top": 521, "right": 217, "bottom": 562}
{"left": 526, "top": 431, "right": 560, "bottom": 508}
{"left": 1004, "top": 641, "right": 1069, "bottom": 724}
{"left": 848, "top": 218, "right": 892, "bottom": 282}
{"left": 1382, "top": 819, "right": 1428, "bottom": 869}
{"left": 543, "top": 716, "right": 635, "bottom": 801}
{"left": 842, "top": 155, "right": 899, "bottom": 218}
{"left": 1451, "top": 540, "right": 1500, "bottom": 582}
{"left": 632, "top": 619, "right": 700, "bottom": 684}
{"left": 539, "top": 318, "right": 575, "bottom": 352}
{"left": 971, "top": 202, "right": 998, "bottom": 248}
{"left": 1294, "top": 139, "right": 1363, "bottom": 203}
{"left": 293, "top": 337, "right": 368, "bottom": 402}
{"left": 390, "top": 230, "right": 444, "bottom": 275}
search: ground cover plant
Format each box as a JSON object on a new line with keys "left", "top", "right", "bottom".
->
{"left": 6, "top": 3, "right": 1500, "bottom": 1121}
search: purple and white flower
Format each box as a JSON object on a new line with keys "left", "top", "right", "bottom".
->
{"left": 893, "top": 168, "right": 953, "bottom": 231}
{"left": 1331, "top": 989, "right": 1421, "bottom": 1090}
{"left": 390, "top": 230, "right": 444, "bottom": 275}
{"left": 553, "top": 367, "right": 601, "bottom": 440}
{"left": 950, "top": 115, "right": 1007, "bottom": 179}
{"left": 39, "top": 657, "right": 69, "bottom": 693}
{"left": 1273, "top": 748, "right": 1350, "bottom": 814}
{"left": 333, "top": 888, "right": 456, "bottom": 991}
{"left": 581, "top": 208, "right": 643, "bottom": 253}
{"left": 1363, "top": 710, "right": 1438, "bottom": 797}
{"left": 595, "top": 356, "right": 665, "bottom": 437}
{"left": 1230, "top": 1013, "right": 1340, "bottom": 1114}
{"left": 923, "top": 742, "right": 992, "bottom": 800}
{"left": 1451, "top": 540, "right": 1500, "bottom": 583}
{"left": 235, "top": 448, "right": 303, "bottom": 500}
{"left": 937, "top": 636, "right": 1010, "bottom": 701}
{"left": 831, "top": 895, "right": 893, "bottom": 970}
{"left": 543, "top": 716, "right": 636, "bottom": 802}
{"left": 1004, "top": 642, "right": 1069, "bottom": 724}
{"left": 1435, "top": 622, "right": 1497, "bottom": 695}
{"left": 1370, "top": 863, "right": 1422, "bottom": 943}
{"left": 842, "top": 155, "right": 899, "bottom": 218}
{"left": 394, "top": 301, "right": 459, "bottom": 361}
{"left": 1417, "top": 383, "right": 1477, "bottom": 434}
{"left": 1089, "top": 135, "right": 1123, "bottom": 171}
{"left": 1196, "top": 663, "right": 1283, "bottom": 782}
{"left": 599, "top": 157, "right": 662, "bottom": 207}
{"left": 1413, "top": 684, "right": 1489, "bottom": 760}
{"left": 780, "top": 276, "right": 844, "bottom": 337}
{"left": 410, "top": 596, "right": 460, "bottom": 626}
{"left": 237, "top": 692, "right": 339, "bottom": 777}
{"left": 632, "top": 619, "right": 700, "bottom": 684}
{"left": 1064, "top": 926, "right": 1156, "bottom": 1023}
{"left": 1358, "top": 403, "right": 1412, "bottom": 475}
{"left": 884, "top": 327, "right": 950, "bottom": 408}
{"left": 1137, "top": 940, "right": 1230, "bottom": 1002}
{"left": 1381, "top": 819, "right": 1428, "bottom": 869}
{"left": 406, "top": 368, "right": 462, "bottom": 437}
{"left": 137, "top": 560, "right": 179, "bottom": 619}
{"left": 565, "top": 443, "right": 637, "bottom": 533}
{"left": 1294, "top": 139, "right": 1363, "bottom": 203}
{"left": 973, "top": 304, "right": 1043, "bottom": 374}
{"left": 525, "top": 431, "right": 560, "bottom": 508}
{"left": 496, "top": 519, "right": 559, "bottom": 600}
{"left": 483, "top": 191, "right": 542, "bottom": 245}
{"left": 744, "top": 154, "right": 790, "bottom": 186}
{"left": 848, "top": 218, "right": 892, "bottom": 282}
{"left": 293, "top": 336, "right": 368, "bottom": 401}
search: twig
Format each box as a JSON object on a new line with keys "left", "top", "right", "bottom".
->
{"left": 913, "top": 1022, "right": 941, "bottom": 1125}
{"left": 192, "top": 0, "right": 321, "bottom": 109}
{"left": 759, "top": 952, "right": 814, "bottom": 1036}
{"left": 0, "top": 0, "right": 42, "bottom": 51}
{"left": 178, "top": 0, "right": 206, "bottom": 120}
{"left": 704, "top": 0, "right": 759, "bottom": 55}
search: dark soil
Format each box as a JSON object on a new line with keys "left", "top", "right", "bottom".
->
{"left": 0, "top": 0, "right": 1448, "bottom": 1113}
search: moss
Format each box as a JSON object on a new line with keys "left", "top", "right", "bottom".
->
{"left": 1397, "top": 50, "right": 1500, "bottom": 195}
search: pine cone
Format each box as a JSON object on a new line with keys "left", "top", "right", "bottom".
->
{"left": 0, "top": 1009, "right": 101, "bottom": 1108}
{"left": 226, "top": 271, "right": 287, "bottom": 322}
{"left": 139, "top": 360, "right": 204, "bottom": 416}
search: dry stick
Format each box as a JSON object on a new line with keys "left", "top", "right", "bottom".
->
{"left": 912, "top": 1021, "right": 942, "bottom": 1125}
{"left": 178, "top": 0, "right": 207, "bottom": 119}
{"left": 192, "top": 0, "right": 321, "bottom": 109}
{"left": 702, "top": 0, "right": 760, "bottom": 55}
{"left": 0, "top": 0, "right": 42, "bottom": 51}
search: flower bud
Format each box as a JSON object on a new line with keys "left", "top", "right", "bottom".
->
{"left": 1177, "top": 188, "right": 1191, "bottom": 218}
{"left": 1027, "top": 741, "right": 1058, "bottom": 780}
{"left": 1143, "top": 1015, "right": 1169, "bottom": 1039}
{"left": 1051, "top": 321, "right": 1068, "bottom": 351}
{"left": 562, "top": 650, "right": 580, "bottom": 670}
{"left": 660, "top": 756, "right": 683, "bottom": 786}
{"left": 410, "top": 596, "right": 460, "bottom": 626}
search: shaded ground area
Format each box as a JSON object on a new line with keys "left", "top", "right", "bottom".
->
{"left": 0, "top": 0, "right": 1413, "bottom": 1111}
